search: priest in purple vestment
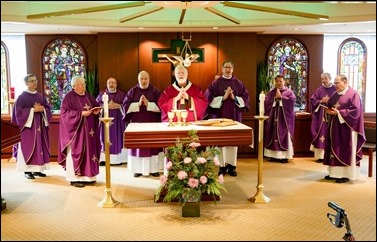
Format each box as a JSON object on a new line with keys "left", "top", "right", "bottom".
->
{"left": 58, "top": 76, "right": 102, "bottom": 188}
{"left": 123, "top": 71, "right": 163, "bottom": 177}
{"left": 264, "top": 75, "right": 296, "bottom": 163}
{"left": 158, "top": 64, "right": 208, "bottom": 122}
{"left": 205, "top": 60, "right": 250, "bottom": 176}
{"left": 323, "top": 74, "right": 365, "bottom": 183}
{"left": 309, "top": 73, "right": 336, "bottom": 163}
{"left": 12, "top": 74, "right": 52, "bottom": 179}
{"left": 96, "top": 77, "right": 127, "bottom": 166}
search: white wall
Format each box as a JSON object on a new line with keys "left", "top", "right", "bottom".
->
{"left": 323, "top": 34, "right": 376, "bottom": 113}
{"left": 1, "top": 34, "right": 27, "bottom": 98}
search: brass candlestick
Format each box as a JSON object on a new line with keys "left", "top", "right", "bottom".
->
{"left": 249, "top": 115, "right": 271, "bottom": 204}
{"left": 98, "top": 117, "right": 120, "bottom": 208}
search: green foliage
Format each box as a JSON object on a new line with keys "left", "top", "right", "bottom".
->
{"left": 257, "top": 61, "right": 273, "bottom": 94}
{"left": 85, "top": 67, "right": 99, "bottom": 97}
{"left": 155, "top": 130, "right": 226, "bottom": 204}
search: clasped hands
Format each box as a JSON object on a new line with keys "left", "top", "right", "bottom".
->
{"left": 175, "top": 90, "right": 189, "bottom": 102}
{"left": 108, "top": 100, "right": 121, "bottom": 109}
{"left": 33, "top": 102, "right": 44, "bottom": 112}
{"left": 223, "top": 86, "right": 235, "bottom": 100}
{"left": 139, "top": 94, "right": 148, "bottom": 107}
{"left": 275, "top": 88, "right": 282, "bottom": 100}
{"left": 320, "top": 95, "right": 330, "bottom": 104}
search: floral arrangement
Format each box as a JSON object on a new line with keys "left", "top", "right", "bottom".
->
{"left": 155, "top": 130, "right": 226, "bottom": 204}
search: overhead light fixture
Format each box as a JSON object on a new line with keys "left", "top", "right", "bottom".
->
{"left": 180, "top": 35, "right": 200, "bottom": 67}
{"left": 222, "top": 1, "right": 329, "bottom": 20}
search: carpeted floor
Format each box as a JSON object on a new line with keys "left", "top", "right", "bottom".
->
{"left": 1, "top": 156, "right": 376, "bottom": 241}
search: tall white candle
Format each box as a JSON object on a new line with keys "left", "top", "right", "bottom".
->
{"left": 259, "top": 91, "right": 265, "bottom": 116}
{"left": 102, "top": 92, "right": 109, "bottom": 118}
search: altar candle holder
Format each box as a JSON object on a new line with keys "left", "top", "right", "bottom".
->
{"left": 181, "top": 110, "right": 188, "bottom": 126}
{"left": 168, "top": 111, "right": 175, "bottom": 127}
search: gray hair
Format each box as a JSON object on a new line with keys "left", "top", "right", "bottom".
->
{"left": 24, "top": 74, "right": 36, "bottom": 83}
{"left": 321, "top": 72, "right": 332, "bottom": 80}
{"left": 71, "top": 75, "right": 86, "bottom": 87}
{"left": 138, "top": 70, "right": 150, "bottom": 80}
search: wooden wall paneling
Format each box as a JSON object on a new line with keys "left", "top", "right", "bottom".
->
{"left": 218, "top": 33, "right": 257, "bottom": 117}
{"left": 97, "top": 33, "right": 138, "bottom": 93}
{"left": 138, "top": 32, "right": 178, "bottom": 92}
{"left": 185, "top": 33, "right": 218, "bottom": 92}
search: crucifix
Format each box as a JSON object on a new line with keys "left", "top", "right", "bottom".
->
{"left": 152, "top": 39, "right": 204, "bottom": 83}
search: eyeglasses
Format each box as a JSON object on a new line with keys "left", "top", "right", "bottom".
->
{"left": 223, "top": 66, "right": 233, "bottom": 69}
{"left": 27, "top": 79, "right": 38, "bottom": 83}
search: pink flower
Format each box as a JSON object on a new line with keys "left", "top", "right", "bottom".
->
{"left": 218, "top": 174, "right": 224, "bottom": 184}
{"left": 189, "top": 142, "right": 201, "bottom": 148}
{"left": 177, "top": 171, "right": 188, "bottom": 180}
{"left": 200, "top": 175, "right": 208, "bottom": 184}
{"left": 197, "top": 157, "right": 206, "bottom": 164}
{"left": 183, "top": 157, "right": 192, "bottom": 164}
{"left": 159, "top": 175, "right": 167, "bottom": 185}
{"left": 213, "top": 156, "right": 220, "bottom": 166}
{"left": 166, "top": 161, "right": 173, "bottom": 170}
{"left": 188, "top": 178, "right": 199, "bottom": 188}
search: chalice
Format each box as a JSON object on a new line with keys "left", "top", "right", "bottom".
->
{"left": 181, "top": 110, "right": 188, "bottom": 126}
{"left": 175, "top": 110, "right": 182, "bottom": 126}
{"left": 168, "top": 111, "right": 175, "bottom": 126}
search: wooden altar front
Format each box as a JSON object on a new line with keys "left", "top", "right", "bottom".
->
{"left": 124, "top": 122, "right": 253, "bottom": 149}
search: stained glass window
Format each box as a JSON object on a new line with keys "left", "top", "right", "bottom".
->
{"left": 42, "top": 38, "right": 87, "bottom": 114}
{"left": 338, "top": 38, "right": 367, "bottom": 109}
{"left": 1, "top": 41, "right": 10, "bottom": 114}
{"left": 267, "top": 38, "right": 309, "bottom": 111}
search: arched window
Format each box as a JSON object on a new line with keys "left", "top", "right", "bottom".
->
{"left": 42, "top": 38, "right": 87, "bottom": 114}
{"left": 267, "top": 38, "right": 309, "bottom": 111}
{"left": 338, "top": 38, "right": 367, "bottom": 110}
{"left": 1, "top": 41, "right": 11, "bottom": 114}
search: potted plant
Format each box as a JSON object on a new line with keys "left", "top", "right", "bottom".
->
{"left": 155, "top": 130, "right": 226, "bottom": 216}
{"left": 257, "top": 61, "right": 273, "bottom": 95}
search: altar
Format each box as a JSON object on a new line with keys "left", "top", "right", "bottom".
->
{"left": 124, "top": 121, "right": 253, "bottom": 149}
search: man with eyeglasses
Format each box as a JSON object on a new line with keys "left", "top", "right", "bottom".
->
{"left": 323, "top": 74, "right": 366, "bottom": 183}
{"left": 205, "top": 60, "right": 250, "bottom": 176}
{"left": 11, "top": 74, "right": 52, "bottom": 179}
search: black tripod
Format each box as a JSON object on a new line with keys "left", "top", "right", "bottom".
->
{"left": 327, "top": 201, "right": 355, "bottom": 241}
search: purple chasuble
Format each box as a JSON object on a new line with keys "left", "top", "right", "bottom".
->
{"left": 264, "top": 87, "right": 296, "bottom": 151}
{"left": 123, "top": 84, "right": 161, "bottom": 157}
{"left": 324, "top": 88, "right": 365, "bottom": 167}
{"left": 309, "top": 84, "right": 336, "bottom": 150}
{"left": 205, "top": 75, "right": 250, "bottom": 122}
{"left": 58, "top": 90, "right": 101, "bottom": 177}
{"left": 158, "top": 81, "right": 208, "bottom": 122}
{"left": 96, "top": 89, "right": 127, "bottom": 154}
{"left": 12, "top": 91, "right": 52, "bottom": 165}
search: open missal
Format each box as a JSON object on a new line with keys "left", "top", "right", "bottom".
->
{"left": 90, "top": 106, "right": 103, "bottom": 112}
